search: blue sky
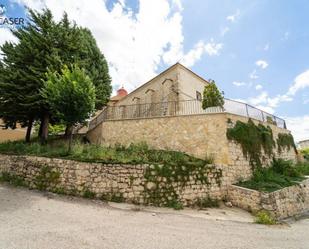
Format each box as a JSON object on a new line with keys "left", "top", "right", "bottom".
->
{"left": 0, "top": 0, "right": 308, "bottom": 140}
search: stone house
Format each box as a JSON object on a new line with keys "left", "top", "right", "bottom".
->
{"left": 87, "top": 63, "right": 296, "bottom": 183}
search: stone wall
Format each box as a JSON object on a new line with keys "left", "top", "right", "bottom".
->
{"left": 228, "top": 179, "right": 309, "bottom": 219}
{"left": 87, "top": 113, "right": 297, "bottom": 183}
{"left": 0, "top": 154, "right": 225, "bottom": 206}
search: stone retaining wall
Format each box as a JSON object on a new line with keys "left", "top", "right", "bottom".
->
{"left": 87, "top": 113, "right": 297, "bottom": 185}
{"left": 228, "top": 179, "right": 309, "bottom": 219}
{"left": 0, "top": 154, "right": 226, "bottom": 206}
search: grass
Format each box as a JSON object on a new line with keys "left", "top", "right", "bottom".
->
{"left": 0, "top": 138, "right": 212, "bottom": 167}
{"left": 254, "top": 211, "right": 276, "bottom": 225}
{"left": 237, "top": 159, "right": 309, "bottom": 192}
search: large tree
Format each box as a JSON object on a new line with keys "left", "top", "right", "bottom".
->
{"left": 0, "top": 9, "right": 111, "bottom": 143}
{"left": 41, "top": 65, "right": 95, "bottom": 151}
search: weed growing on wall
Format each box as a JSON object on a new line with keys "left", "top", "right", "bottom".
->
{"left": 143, "top": 157, "right": 222, "bottom": 207}
{"left": 277, "top": 133, "right": 297, "bottom": 154}
{"left": 226, "top": 119, "right": 275, "bottom": 168}
{"left": 35, "top": 165, "right": 60, "bottom": 191}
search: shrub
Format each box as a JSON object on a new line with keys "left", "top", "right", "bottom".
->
{"left": 83, "top": 189, "right": 96, "bottom": 199}
{"left": 166, "top": 199, "right": 184, "bottom": 210}
{"left": 238, "top": 159, "right": 304, "bottom": 192}
{"left": 255, "top": 211, "right": 276, "bottom": 225}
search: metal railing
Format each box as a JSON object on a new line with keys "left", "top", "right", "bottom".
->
{"left": 89, "top": 98, "right": 286, "bottom": 130}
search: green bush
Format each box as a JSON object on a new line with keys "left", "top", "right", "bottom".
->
{"left": 166, "top": 199, "right": 184, "bottom": 210}
{"left": 255, "top": 211, "right": 276, "bottom": 225}
{"left": 83, "top": 189, "right": 96, "bottom": 199}
{"left": 238, "top": 159, "right": 304, "bottom": 192}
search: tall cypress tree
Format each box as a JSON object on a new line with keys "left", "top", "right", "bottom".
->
{"left": 0, "top": 9, "right": 112, "bottom": 143}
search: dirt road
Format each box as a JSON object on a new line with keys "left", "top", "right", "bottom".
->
{"left": 0, "top": 183, "right": 308, "bottom": 249}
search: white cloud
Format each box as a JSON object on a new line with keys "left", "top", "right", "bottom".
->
{"left": 232, "top": 81, "right": 246, "bottom": 87}
{"left": 12, "top": 0, "right": 213, "bottom": 92}
{"left": 284, "top": 115, "right": 309, "bottom": 142}
{"left": 179, "top": 39, "right": 223, "bottom": 67}
{"left": 248, "top": 91, "right": 268, "bottom": 105}
{"left": 204, "top": 39, "right": 223, "bottom": 56}
{"left": 226, "top": 9, "right": 240, "bottom": 22}
{"left": 255, "top": 84, "right": 263, "bottom": 90}
{"left": 287, "top": 70, "right": 309, "bottom": 95}
{"left": 263, "top": 43, "right": 269, "bottom": 51}
{"left": 0, "top": 28, "right": 18, "bottom": 60}
{"left": 0, "top": 28, "right": 17, "bottom": 46}
{"left": 247, "top": 91, "right": 292, "bottom": 113}
{"left": 249, "top": 69, "right": 258, "bottom": 79}
{"left": 256, "top": 60, "right": 268, "bottom": 69}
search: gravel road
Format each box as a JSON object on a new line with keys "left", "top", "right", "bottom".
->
{"left": 0, "top": 183, "right": 308, "bottom": 249}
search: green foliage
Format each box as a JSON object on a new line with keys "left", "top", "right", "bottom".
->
{"left": 0, "top": 139, "right": 223, "bottom": 207}
{"left": 237, "top": 159, "right": 304, "bottom": 192}
{"left": 0, "top": 172, "right": 26, "bottom": 187}
{"left": 194, "top": 196, "right": 220, "bottom": 208}
{"left": 277, "top": 133, "right": 296, "bottom": 154}
{"left": 0, "top": 8, "right": 111, "bottom": 142}
{"left": 255, "top": 211, "right": 276, "bottom": 225}
{"left": 295, "top": 162, "right": 309, "bottom": 175}
{"left": 35, "top": 165, "right": 60, "bottom": 191}
{"left": 226, "top": 119, "right": 275, "bottom": 168}
{"left": 83, "top": 189, "right": 96, "bottom": 199}
{"left": 143, "top": 156, "right": 222, "bottom": 207}
{"left": 41, "top": 65, "right": 96, "bottom": 126}
{"left": 166, "top": 199, "right": 184, "bottom": 210}
{"left": 202, "top": 80, "right": 224, "bottom": 109}
{"left": 266, "top": 116, "right": 277, "bottom": 126}
{"left": 301, "top": 148, "right": 309, "bottom": 161}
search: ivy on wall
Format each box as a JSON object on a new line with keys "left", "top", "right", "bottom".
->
{"left": 277, "top": 133, "right": 297, "bottom": 154}
{"left": 226, "top": 119, "right": 275, "bottom": 168}
{"left": 143, "top": 160, "right": 222, "bottom": 207}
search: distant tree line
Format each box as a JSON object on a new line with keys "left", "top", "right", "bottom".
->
{"left": 0, "top": 9, "right": 112, "bottom": 144}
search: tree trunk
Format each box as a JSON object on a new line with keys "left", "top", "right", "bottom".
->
{"left": 40, "top": 112, "right": 49, "bottom": 144}
{"left": 38, "top": 117, "right": 43, "bottom": 138}
{"left": 64, "top": 124, "right": 74, "bottom": 138}
{"left": 25, "top": 117, "right": 34, "bottom": 143}
{"left": 68, "top": 130, "right": 73, "bottom": 154}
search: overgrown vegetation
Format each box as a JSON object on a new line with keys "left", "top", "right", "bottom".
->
{"left": 0, "top": 172, "right": 26, "bottom": 187}
{"left": 0, "top": 139, "right": 211, "bottom": 166}
{"left": 254, "top": 211, "right": 276, "bottom": 225}
{"left": 237, "top": 159, "right": 308, "bottom": 192}
{"left": 0, "top": 140, "right": 223, "bottom": 208}
{"left": 143, "top": 152, "right": 222, "bottom": 207}
{"left": 301, "top": 148, "right": 309, "bottom": 161}
{"left": 226, "top": 119, "right": 275, "bottom": 168}
{"left": 35, "top": 165, "right": 60, "bottom": 191}
{"left": 277, "top": 133, "right": 297, "bottom": 154}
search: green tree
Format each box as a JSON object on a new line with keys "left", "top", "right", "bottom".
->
{"left": 41, "top": 65, "right": 95, "bottom": 151}
{"left": 0, "top": 9, "right": 111, "bottom": 143}
{"left": 202, "top": 80, "right": 225, "bottom": 109}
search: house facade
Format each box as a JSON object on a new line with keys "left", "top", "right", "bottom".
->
{"left": 87, "top": 63, "right": 296, "bottom": 183}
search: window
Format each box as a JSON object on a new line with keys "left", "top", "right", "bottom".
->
{"left": 196, "top": 91, "right": 202, "bottom": 101}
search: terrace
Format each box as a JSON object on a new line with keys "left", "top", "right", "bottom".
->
{"left": 89, "top": 98, "right": 286, "bottom": 130}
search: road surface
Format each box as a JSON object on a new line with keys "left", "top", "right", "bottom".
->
{"left": 0, "top": 183, "right": 308, "bottom": 249}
